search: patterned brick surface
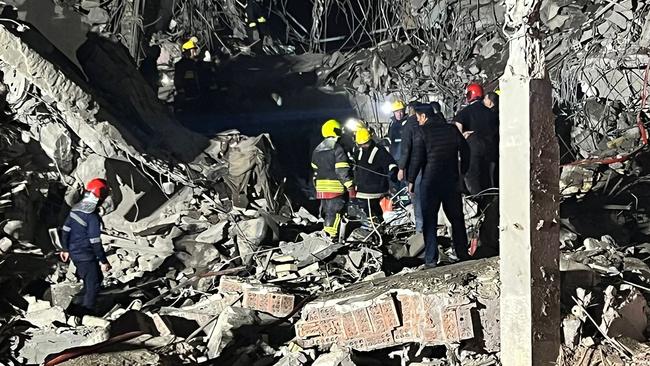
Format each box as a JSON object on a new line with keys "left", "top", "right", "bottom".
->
{"left": 242, "top": 289, "right": 295, "bottom": 317}
{"left": 295, "top": 292, "right": 478, "bottom": 351}
{"left": 218, "top": 276, "right": 295, "bottom": 317}
{"left": 218, "top": 276, "right": 245, "bottom": 293}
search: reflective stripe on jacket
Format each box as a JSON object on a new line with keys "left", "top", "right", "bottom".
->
{"left": 311, "top": 138, "right": 353, "bottom": 199}
{"left": 61, "top": 197, "right": 107, "bottom": 263}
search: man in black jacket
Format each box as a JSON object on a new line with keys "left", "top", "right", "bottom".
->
{"left": 408, "top": 104, "right": 471, "bottom": 267}
{"left": 398, "top": 101, "right": 423, "bottom": 231}
{"left": 453, "top": 85, "right": 499, "bottom": 195}
{"left": 354, "top": 127, "right": 397, "bottom": 228}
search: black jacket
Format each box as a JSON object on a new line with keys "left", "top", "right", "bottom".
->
{"left": 311, "top": 137, "right": 353, "bottom": 198}
{"left": 61, "top": 196, "right": 107, "bottom": 264}
{"left": 388, "top": 115, "right": 407, "bottom": 156}
{"left": 408, "top": 121, "right": 470, "bottom": 187}
{"left": 398, "top": 115, "right": 418, "bottom": 172}
{"left": 354, "top": 141, "right": 397, "bottom": 198}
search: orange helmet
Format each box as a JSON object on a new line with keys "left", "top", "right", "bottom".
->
{"left": 466, "top": 83, "right": 484, "bottom": 103}
{"left": 86, "top": 178, "right": 109, "bottom": 200}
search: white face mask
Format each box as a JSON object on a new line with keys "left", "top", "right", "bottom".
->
{"left": 100, "top": 195, "right": 115, "bottom": 215}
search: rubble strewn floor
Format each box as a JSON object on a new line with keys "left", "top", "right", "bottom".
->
{"left": 3, "top": 0, "right": 650, "bottom": 365}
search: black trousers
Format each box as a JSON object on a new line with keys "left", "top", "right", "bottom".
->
{"left": 75, "top": 260, "right": 103, "bottom": 314}
{"left": 420, "top": 181, "right": 469, "bottom": 265}
{"left": 358, "top": 197, "right": 383, "bottom": 228}
{"left": 320, "top": 196, "right": 345, "bottom": 237}
{"left": 464, "top": 136, "right": 493, "bottom": 195}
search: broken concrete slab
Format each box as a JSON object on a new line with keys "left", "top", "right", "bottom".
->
{"left": 25, "top": 305, "right": 65, "bottom": 328}
{"left": 295, "top": 257, "right": 500, "bottom": 352}
{"left": 50, "top": 281, "right": 83, "bottom": 309}
{"left": 206, "top": 306, "right": 258, "bottom": 359}
{"left": 219, "top": 276, "right": 295, "bottom": 317}
{"left": 159, "top": 293, "right": 237, "bottom": 328}
{"left": 312, "top": 345, "right": 354, "bottom": 366}
{"left": 235, "top": 217, "right": 269, "bottom": 265}
{"left": 196, "top": 221, "right": 228, "bottom": 243}
{"left": 279, "top": 234, "right": 342, "bottom": 268}
{"left": 601, "top": 286, "right": 648, "bottom": 341}
{"left": 19, "top": 326, "right": 110, "bottom": 365}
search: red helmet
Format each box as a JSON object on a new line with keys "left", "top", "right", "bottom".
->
{"left": 466, "top": 83, "right": 484, "bottom": 103}
{"left": 86, "top": 178, "right": 109, "bottom": 199}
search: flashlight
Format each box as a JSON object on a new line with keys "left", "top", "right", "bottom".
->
{"left": 345, "top": 118, "right": 361, "bottom": 132}
{"left": 381, "top": 101, "right": 393, "bottom": 115}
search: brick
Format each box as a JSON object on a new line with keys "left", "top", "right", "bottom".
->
{"left": 363, "top": 330, "right": 394, "bottom": 349}
{"left": 317, "top": 318, "right": 343, "bottom": 336}
{"left": 296, "top": 321, "right": 322, "bottom": 338}
{"left": 242, "top": 289, "right": 295, "bottom": 317}
{"left": 341, "top": 311, "right": 359, "bottom": 338}
{"left": 218, "top": 276, "right": 245, "bottom": 294}
{"left": 294, "top": 258, "right": 500, "bottom": 352}
{"left": 455, "top": 304, "right": 475, "bottom": 340}
{"left": 442, "top": 309, "right": 460, "bottom": 341}
{"left": 352, "top": 308, "right": 373, "bottom": 334}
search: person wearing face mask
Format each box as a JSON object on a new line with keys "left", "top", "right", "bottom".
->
{"left": 58, "top": 179, "right": 112, "bottom": 315}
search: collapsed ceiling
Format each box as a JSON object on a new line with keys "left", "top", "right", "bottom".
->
{"left": 1, "top": 0, "right": 650, "bottom": 365}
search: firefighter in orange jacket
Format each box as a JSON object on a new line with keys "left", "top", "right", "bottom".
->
{"left": 311, "top": 119, "right": 355, "bottom": 238}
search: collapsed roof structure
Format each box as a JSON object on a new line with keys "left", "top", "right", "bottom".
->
{"left": 1, "top": 0, "right": 650, "bottom": 365}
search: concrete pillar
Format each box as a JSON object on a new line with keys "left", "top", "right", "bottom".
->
{"left": 498, "top": 0, "right": 560, "bottom": 363}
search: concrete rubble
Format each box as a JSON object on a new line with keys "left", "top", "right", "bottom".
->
{"left": 2, "top": 0, "right": 650, "bottom": 365}
{"left": 295, "top": 258, "right": 500, "bottom": 353}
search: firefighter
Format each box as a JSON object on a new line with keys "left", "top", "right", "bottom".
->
{"left": 387, "top": 100, "right": 407, "bottom": 161}
{"left": 58, "top": 179, "right": 111, "bottom": 315}
{"left": 453, "top": 83, "right": 499, "bottom": 196}
{"left": 246, "top": 0, "right": 273, "bottom": 53}
{"left": 174, "top": 37, "right": 202, "bottom": 115}
{"left": 354, "top": 127, "right": 397, "bottom": 228}
{"left": 311, "top": 119, "right": 355, "bottom": 239}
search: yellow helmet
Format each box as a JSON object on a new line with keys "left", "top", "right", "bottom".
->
{"left": 321, "top": 119, "right": 342, "bottom": 138}
{"left": 182, "top": 36, "right": 199, "bottom": 51}
{"left": 495, "top": 89, "right": 501, "bottom": 95}
{"left": 355, "top": 127, "right": 371, "bottom": 145}
{"left": 391, "top": 100, "right": 405, "bottom": 112}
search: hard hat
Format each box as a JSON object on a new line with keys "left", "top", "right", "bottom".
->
{"left": 466, "top": 83, "right": 484, "bottom": 102}
{"left": 495, "top": 89, "right": 501, "bottom": 96}
{"left": 391, "top": 100, "right": 406, "bottom": 112}
{"left": 182, "top": 36, "right": 199, "bottom": 51}
{"left": 86, "top": 178, "right": 109, "bottom": 200}
{"left": 321, "top": 119, "right": 342, "bottom": 138}
{"left": 355, "top": 127, "right": 371, "bottom": 145}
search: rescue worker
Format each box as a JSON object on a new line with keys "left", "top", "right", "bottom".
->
{"left": 408, "top": 104, "right": 470, "bottom": 267}
{"left": 398, "top": 101, "right": 423, "bottom": 232}
{"left": 311, "top": 120, "right": 355, "bottom": 238}
{"left": 58, "top": 179, "right": 112, "bottom": 315}
{"left": 174, "top": 37, "right": 202, "bottom": 115}
{"left": 246, "top": 0, "right": 273, "bottom": 53}
{"left": 354, "top": 127, "right": 397, "bottom": 228}
{"left": 453, "top": 83, "right": 499, "bottom": 195}
{"left": 387, "top": 100, "right": 407, "bottom": 161}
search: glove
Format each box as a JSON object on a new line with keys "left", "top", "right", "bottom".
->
{"left": 348, "top": 188, "right": 357, "bottom": 199}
